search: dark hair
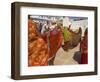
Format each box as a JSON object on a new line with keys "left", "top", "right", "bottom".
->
{"left": 85, "top": 28, "right": 88, "bottom": 35}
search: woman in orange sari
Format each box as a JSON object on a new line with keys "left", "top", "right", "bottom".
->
{"left": 28, "top": 19, "right": 49, "bottom": 66}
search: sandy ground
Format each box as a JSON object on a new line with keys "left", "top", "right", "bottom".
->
{"left": 54, "top": 43, "right": 81, "bottom": 65}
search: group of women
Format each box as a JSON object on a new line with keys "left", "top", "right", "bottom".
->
{"left": 28, "top": 18, "right": 88, "bottom": 66}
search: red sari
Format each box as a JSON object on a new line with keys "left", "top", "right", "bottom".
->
{"left": 49, "top": 28, "right": 63, "bottom": 58}
{"left": 80, "top": 31, "right": 88, "bottom": 64}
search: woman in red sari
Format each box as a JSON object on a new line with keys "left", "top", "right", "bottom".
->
{"left": 80, "top": 29, "right": 88, "bottom": 64}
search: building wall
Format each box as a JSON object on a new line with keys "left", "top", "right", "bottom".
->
{"left": 71, "top": 19, "right": 88, "bottom": 36}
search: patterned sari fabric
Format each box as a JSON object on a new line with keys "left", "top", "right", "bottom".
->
{"left": 28, "top": 19, "right": 49, "bottom": 66}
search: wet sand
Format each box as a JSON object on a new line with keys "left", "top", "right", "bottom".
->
{"left": 54, "top": 44, "right": 81, "bottom": 65}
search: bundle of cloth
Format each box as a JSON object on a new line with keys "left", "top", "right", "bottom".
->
{"left": 62, "top": 26, "right": 82, "bottom": 51}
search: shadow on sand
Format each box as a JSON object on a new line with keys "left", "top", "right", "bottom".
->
{"left": 73, "top": 51, "right": 81, "bottom": 64}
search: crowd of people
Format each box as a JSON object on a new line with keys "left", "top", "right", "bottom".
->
{"left": 28, "top": 16, "right": 88, "bottom": 66}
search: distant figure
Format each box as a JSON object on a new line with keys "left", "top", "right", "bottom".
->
{"left": 41, "top": 21, "right": 50, "bottom": 34}
{"left": 38, "top": 22, "right": 43, "bottom": 32}
{"left": 49, "top": 22, "right": 57, "bottom": 30}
